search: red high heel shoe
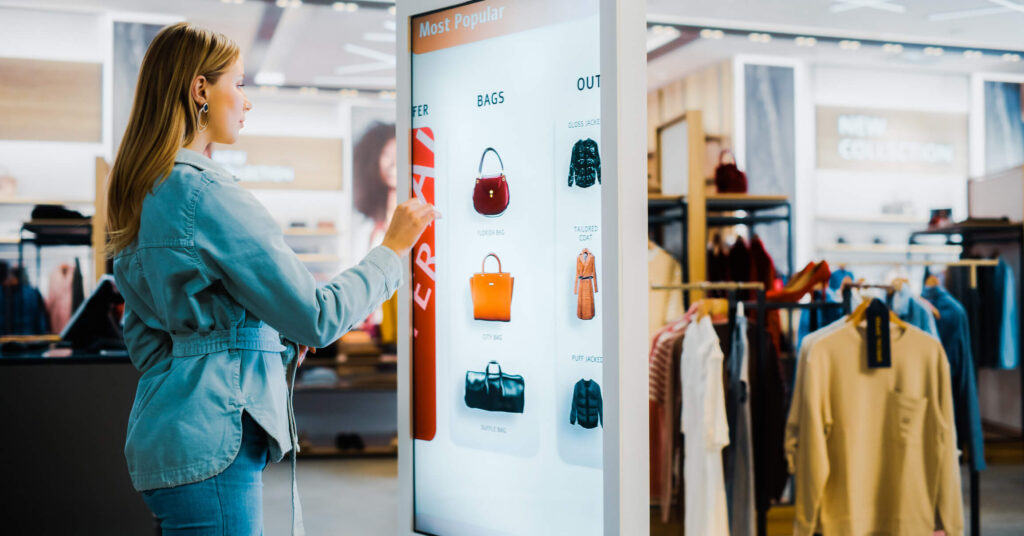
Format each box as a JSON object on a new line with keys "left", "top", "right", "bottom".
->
{"left": 767, "top": 261, "right": 831, "bottom": 303}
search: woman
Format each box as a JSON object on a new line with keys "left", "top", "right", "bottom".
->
{"left": 106, "top": 23, "right": 435, "bottom": 535}
{"left": 353, "top": 121, "right": 398, "bottom": 252}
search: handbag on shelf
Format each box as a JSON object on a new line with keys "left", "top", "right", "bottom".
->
{"left": 714, "top": 150, "right": 748, "bottom": 194}
{"left": 470, "top": 253, "right": 514, "bottom": 321}
{"left": 464, "top": 360, "right": 525, "bottom": 413}
{"left": 472, "top": 147, "right": 510, "bottom": 216}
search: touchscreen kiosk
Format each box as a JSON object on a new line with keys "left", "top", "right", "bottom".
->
{"left": 397, "top": 1, "right": 647, "bottom": 534}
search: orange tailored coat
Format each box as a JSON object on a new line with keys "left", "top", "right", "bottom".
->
{"left": 574, "top": 249, "right": 598, "bottom": 320}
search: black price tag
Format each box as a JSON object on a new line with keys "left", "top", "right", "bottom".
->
{"left": 865, "top": 299, "right": 892, "bottom": 369}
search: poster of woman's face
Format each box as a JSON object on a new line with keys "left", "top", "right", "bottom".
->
{"left": 350, "top": 106, "right": 396, "bottom": 260}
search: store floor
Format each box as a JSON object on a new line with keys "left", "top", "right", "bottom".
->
{"left": 266, "top": 445, "right": 1024, "bottom": 535}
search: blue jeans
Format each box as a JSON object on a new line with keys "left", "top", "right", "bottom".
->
{"left": 142, "top": 413, "right": 270, "bottom": 535}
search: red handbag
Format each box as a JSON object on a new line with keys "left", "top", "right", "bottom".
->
{"left": 473, "top": 147, "right": 509, "bottom": 216}
{"left": 714, "top": 150, "right": 748, "bottom": 193}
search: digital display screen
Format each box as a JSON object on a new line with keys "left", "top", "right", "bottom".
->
{"left": 409, "top": 1, "right": 604, "bottom": 533}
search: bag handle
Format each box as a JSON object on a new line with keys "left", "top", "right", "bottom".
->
{"left": 481, "top": 253, "right": 503, "bottom": 273}
{"left": 719, "top": 149, "right": 736, "bottom": 166}
{"left": 484, "top": 360, "right": 504, "bottom": 397}
{"left": 478, "top": 147, "right": 504, "bottom": 177}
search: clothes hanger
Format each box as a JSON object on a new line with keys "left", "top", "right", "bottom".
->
{"left": 847, "top": 297, "right": 908, "bottom": 329}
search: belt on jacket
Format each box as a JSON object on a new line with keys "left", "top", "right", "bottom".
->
{"left": 169, "top": 325, "right": 286, "bottom": 356}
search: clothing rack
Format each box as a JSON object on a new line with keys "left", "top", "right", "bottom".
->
{"left": 651, "top": 281, "right": 850, "bottom": 536}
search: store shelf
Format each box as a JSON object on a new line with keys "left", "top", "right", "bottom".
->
{"left": 816, "top": 214, "right": 924, "bottom": 225}
{"left": 0, "top": 197, "right": 93, "bottom": 206}
{"left": 284, "top": 228, "right": 339, "bottom": 237}
{"left": 0, "top": 235, "right": 20, "bottom": 244}
{"left": 817, "top": 243, "right": 962, "bottom": 255}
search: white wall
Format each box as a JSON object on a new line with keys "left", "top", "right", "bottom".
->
{"left": 810, "top": 66, "right": 971, "bottom": 286}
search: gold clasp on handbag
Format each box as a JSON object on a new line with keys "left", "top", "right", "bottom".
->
{"left": 489, "top": 190, "right": 494, "bottom": 198}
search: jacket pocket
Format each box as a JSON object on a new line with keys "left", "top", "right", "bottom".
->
{"left": 889, "top": 390, "right": 927, "bottom": 446}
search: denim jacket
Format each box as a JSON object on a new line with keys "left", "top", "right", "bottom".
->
{"left": 113, "top": 148, "right": 401, "bottom": 528}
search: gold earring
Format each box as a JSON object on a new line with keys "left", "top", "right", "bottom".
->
{"left": 197, "top": 102, "right": 209, "bottom": 132}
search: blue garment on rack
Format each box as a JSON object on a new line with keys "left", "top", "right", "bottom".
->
{"left": 892, "top": 286, "right": 940, "bottom": 340}
{"left": 948, "top": 258, "right": 1020, "bottom": 369}
{"left": 0, "top": 281, "right": 50, "bottom": 335}
{"left": 921, "top": 285, "right": 986, "bottom": 471}
{"left": 795, "top": 267, "right": 853, "bottom": 354}
{"left": 994, "top": 260, "right": 1019, "bottom": 369}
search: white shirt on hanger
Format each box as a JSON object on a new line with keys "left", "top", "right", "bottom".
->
{"left": 681, "top": 315, "right": 731, "bottom": 536}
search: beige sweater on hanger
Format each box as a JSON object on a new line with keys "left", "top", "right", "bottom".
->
{"left": 793, "top": 322, "right": 963, "bottom": 536}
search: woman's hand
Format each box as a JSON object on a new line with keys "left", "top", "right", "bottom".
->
{"left": 297, "top": 345, "right": 316, "bottom": 367}
{"left": 381, "top": 198, "right": 440, "bottom": 257}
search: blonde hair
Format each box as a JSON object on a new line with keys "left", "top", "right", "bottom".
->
{"left": 106, "top": 22, "right": 239, "bottom": 256}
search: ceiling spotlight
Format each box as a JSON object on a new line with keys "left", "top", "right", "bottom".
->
{"left": 259, "top": 85, "right": 278, "bottom": 93}
{"left": 332, "top": 2, "right": 345, "bottom": 10}
{"left": 379, "top": 91, "right": 396, "bottom": 100}
{"left": 1003, "top": 53, "right": 1022, "bottom": 62}
{"left": 339, "top": 89, "right": 359, "bottom": 98}
{"left": 276, "top": 0, "right": 289, "bottom": 6}
{"left": 795, "top": 36, "right": 817, "bottom": 47}
{"left": 963, "top": 50, "right": 983, "bottom": 59}
{"left": 298, "top": 86, "right": 319, "bottom": 95}
{"left": 839, "top": 40, "right": 861, "bottom": 51}
{"left": 923, "top": 46, "right": 944, "bottom": 56}
{"left": 699, "top": 28, "right": 724, "bottom": 39}
{"left": 882, "top": 43, "right": 903, "bottom": 54}
{"left": 388, "top": 6, "right": 396, "bottom": 15}
{"left": 748, "top": 32, "right": 771, "bottom": 43}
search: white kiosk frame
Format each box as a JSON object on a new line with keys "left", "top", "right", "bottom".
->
{"left": 395, "top": 1, "right": 648, "bottom": 534}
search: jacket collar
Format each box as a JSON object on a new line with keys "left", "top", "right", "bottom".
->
{"left": 174, "top": 147, "right": 239, "bottom": 182}
{"left": 921, "top": 284, "right": 951, "bottom": 303}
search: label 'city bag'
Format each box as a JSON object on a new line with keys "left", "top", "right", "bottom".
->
{"left": 470, "top": 253, "right": 513, "bottom": 321}
{"left": 473, "top": 147, "right": 509, "bottom": 216}
{"left": 465, "top": 360, "right": 525, "bottom": 413}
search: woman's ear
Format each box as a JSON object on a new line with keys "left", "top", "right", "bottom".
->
{"left": 190, "top": 75, "right": 208, "bottom": 106}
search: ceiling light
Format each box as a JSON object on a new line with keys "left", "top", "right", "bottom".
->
{"left": 333, "top": 2, "right": 345, "bottom": 10}
{"left": 276, "top": 0, "right": 288, "bottom": 6}
{"left": 748, "top": 32, "right": 771, "bottom": 43}
{"left": 339, "top": 89, "right": 359, "bottom": 98}
{"left": 1003, "top": 53, "right": 1022, "bottom": 62}
{"left": 259, "top": 85, "right": 278, "bottom": 93}
{"left": 963, "top": 49, "right": 984, "bottom": 59}
{"left": 795, "top": 36, "right": 817, "bottom": 47}
{"left": 882, "top": 43, "right": 903, "bottom": 54}
{"left": 299, "top": 86, "right": 319, "bottom": 95}
{"left": 699, "top": 28, "right": 724, "bottom": 39}
{"left": 923, "top": 46, "right": 944, "bottom": 56}
{"left": 379, "top": 91, "right": 396, "bottom": 100}
{"left": 254, "top": 71, "right": 285, "bottom": 85}
{"left": 839, "top": 40, "right": 861, "bottom": 51}
{"left": 346, "top": 2, "right": 359, "bottom": 11}
{"left": 388, "top": 6, "right": 396, "bottom": 15}
{"left": 647, "top": 26, "right": 681, "bottom": 52}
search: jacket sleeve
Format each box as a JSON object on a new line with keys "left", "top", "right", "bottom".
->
{"left": 569, "top": 384, "right": 579, "bottom": 424}
{"left": 122, "top": 306, "right": 173, "bottom": 373}
{"left": 568, "top": 141, "right": 578, "bottom": 187}
{"left": 794, "top": 345, "right": 831, "bottom": 536}
{"left": 706, "top": 350, "right": 730, "bottom": 450}
{"left": 934, "top": 350, "right": 965, "bottom": 535}
{"left": 597, "top": 383, "right": 603, "bottom": 427}
{"left": 594, "top": 141, "right": 601, "bottom": 184}
{"left": 954, "top": 315, "right": 986, "bottom": 471}
{"left": 193, "top": 176, "right": 403, "bottom": 348}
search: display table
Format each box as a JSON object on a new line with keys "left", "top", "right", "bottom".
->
{"left": 0, "top": 353, "right": 154, "bottom": 535}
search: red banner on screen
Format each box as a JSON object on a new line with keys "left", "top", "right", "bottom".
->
{"left": 411, "top": 127, "right": 436, "bottom": 441}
